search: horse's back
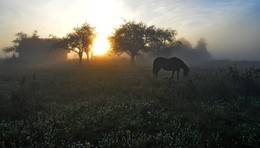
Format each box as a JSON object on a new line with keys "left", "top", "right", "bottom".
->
{"left": 153, "top": 57, "right": 166, "bottom": 65}
{"left": 154, "top": 57, "right": 177, "bottom": 63}
{"left": 170, "top": 57, "right": 182, "bottom": 62}
{"left": 153, "top": 57, "right": 189, "bottom": 77}
{"left": 154, "top": 57, "right": 165, "bottom": 62}
{"left": 155, "top": 57, "right": 186, "bottom": 70}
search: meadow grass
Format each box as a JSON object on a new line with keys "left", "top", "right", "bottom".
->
{"left": 0, "top": 60, "right": 259, "bottom": 147}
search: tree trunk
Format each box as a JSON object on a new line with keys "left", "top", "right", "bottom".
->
{"left": 86, "top": 52, "right": 90, "bottom": 62}
{"left": 131, "top": 55, "right": 135, "bottom": 66}
{"left": 78, "top": 52, "right": 83, "bottom": 64}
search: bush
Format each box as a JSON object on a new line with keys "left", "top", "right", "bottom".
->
{"left": 200, "top": 65, "right": 260, "bottom": 99}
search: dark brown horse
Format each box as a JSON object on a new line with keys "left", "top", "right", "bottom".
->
{"left": 153, "top": 57, "right": 190, "bottom": 79}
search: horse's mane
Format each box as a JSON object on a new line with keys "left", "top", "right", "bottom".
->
{"left": 172, "top": 57, "right": 189, "bottom": 71}
{"left": 182, "top": 63, "right": 189, "bottom": 71}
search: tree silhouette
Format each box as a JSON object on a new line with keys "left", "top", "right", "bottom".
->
{"left": 170, "top": 37, "right": 211, "bottom": 64}
{"left": 2, "top": 31, "right": 28, "bottom": 53}
{"left": 109, "top": 21, "right": 181, "bottom": 64}
{"left": 31, "top": 30, "right": 40, "bottom": 38}
{"left": 53, "top": 23, "right": 96, "bottom": 64}
{"left": 194, "top": 38, "right": 211, "bottom": 61}
{"left": 2, "top": 30, "right": 67, "bottom": 64}
{"left": 109, "top": 20, "right": 147, "bottom": 65}
{"left": 146, "top": 26, "right": 177, "bottom": 56}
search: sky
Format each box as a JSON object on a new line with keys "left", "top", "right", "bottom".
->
{"left": 0, "top": 0, "right": 260, "bottom": 60}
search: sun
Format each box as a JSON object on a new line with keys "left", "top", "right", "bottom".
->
{"left": 85, "top": 0, "right": 124, "bottom": 56}
{"left": 81, "top": 0, "right": 129, "bottom": 56}
{"left": 92, "top": 34, "right": 110, "bottom": 56}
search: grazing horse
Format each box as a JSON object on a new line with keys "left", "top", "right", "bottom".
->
{"left": 153, "top": 57, "right": 190, "bottom": 79}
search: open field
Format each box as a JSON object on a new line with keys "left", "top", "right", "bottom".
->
{"left": 0, "top": 60, "right": 259, "bottom": 147}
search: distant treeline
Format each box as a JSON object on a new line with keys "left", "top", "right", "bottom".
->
{"left": 2, "top": 21, "right": 211, "bottom": 66}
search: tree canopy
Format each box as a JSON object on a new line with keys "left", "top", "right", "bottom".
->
{"left": 194, "top": 38, "right": 211, "bottom": 61}
{"left": 145, "top": 26, "right": 177, "bottom": 56}
{"left": 109, "top": 20, "right": 179, "bottom": 65}
{"left": 109, "top": 21, "right": 147, "bottom": 65}
{"left": 2, "top": 31, "right": 29, "bottom": 53}
{"left": 53, "top": 23, "right": 96, "bottom": 64}
{"left": 173, "top": 37, "right": 211, "bottom": 64}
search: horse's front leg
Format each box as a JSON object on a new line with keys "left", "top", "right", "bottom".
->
{"left": 171, "top": 70, "right": 175, "bottom": 79}
{"left": 177, "top": 70, "right": 180, "bottom": 79}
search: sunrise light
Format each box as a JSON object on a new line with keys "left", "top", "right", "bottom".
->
{"left": 92, "top": 35, "right": 110, "bottom": 56}
{"left": 86, "top": 0, "right": 125, "bottom": 56}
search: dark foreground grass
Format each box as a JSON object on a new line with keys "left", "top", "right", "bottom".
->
{"left": 0, "top": 61, "right": 259, "bottom": 147}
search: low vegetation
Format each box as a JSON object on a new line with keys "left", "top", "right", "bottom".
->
{"left": 0, "top": 61, "right": 259, "bottom": 147}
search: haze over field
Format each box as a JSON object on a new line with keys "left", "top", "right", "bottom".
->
{"left": 0, "top": 0, "right": 260, "bottom": 60}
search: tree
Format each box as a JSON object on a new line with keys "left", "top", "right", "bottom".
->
{"left": 53, "top": 23, "right": 96, "bottom": 64}
{"left": 170, "top": 37, "right": 211, "bottom": 64}
{"left": 109, "top": 20, "right": 147, "bottom": 65}
{"left": 146, "top": 26, "right": 177, "bottom": 56}
{"left": 2, "top": 31, "right": 28, "bottom": 54}
{"left": 31, "top": 30, "right": 40, "bottom": 38}
{"left": 195, "top": 38, "right": 207, "bottom": 51}
{"left": 178, "top": 37, "right": 192, "bottom": 49}
{"left": 194, "top": 38, "right": 211, "bottom": 61}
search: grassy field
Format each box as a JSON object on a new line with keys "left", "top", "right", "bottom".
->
{"left": 0, "top": 60, "right": 259, "bottom": 147}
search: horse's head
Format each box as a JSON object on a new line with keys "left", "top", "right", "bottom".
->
{"left": 153, "top": 58, "right": 163, "bottom": 78}
{"left": 183, "top": 68, "right": 190, "bottom": 77}
{"left": 153, "top": 66, "right": 159, "bottom": 78}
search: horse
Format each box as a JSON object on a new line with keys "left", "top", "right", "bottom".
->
{"left": 153, "top": 57, "right": 190, "bottom": 79}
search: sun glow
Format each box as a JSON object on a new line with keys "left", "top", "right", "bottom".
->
{"left": 86, "top": 0, "right": 126, "bottom": 56}
{"left": 67, "top": 0, "right": 131, "bottom": 58}
{"left": 92, "top": 34, "right": 110, "bottom": 56}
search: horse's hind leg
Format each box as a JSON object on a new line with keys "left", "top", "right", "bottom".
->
{"left": 154, "top": 73, "right": 158, "bottom": 78}
{"left": 171, "top": 71, "right": 175, "bottom": 79}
